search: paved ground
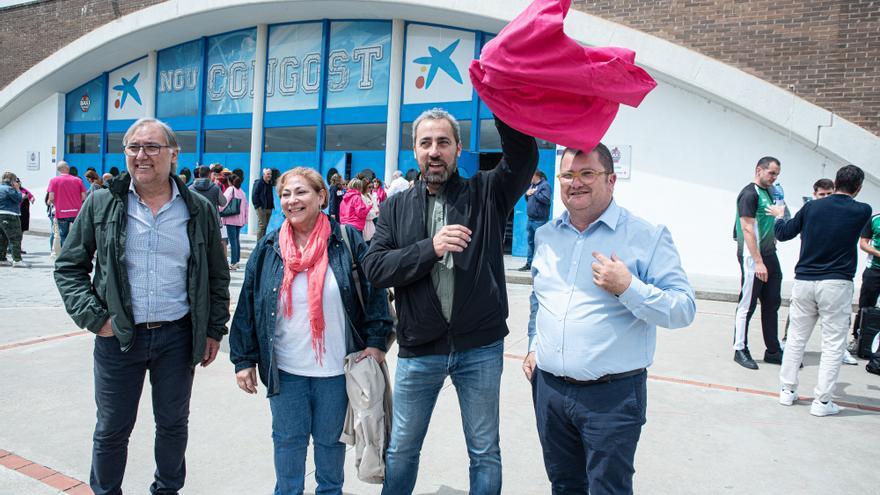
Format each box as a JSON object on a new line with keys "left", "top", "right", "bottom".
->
{"left": 1, "top": 233, "right": 878, "bottom": 494}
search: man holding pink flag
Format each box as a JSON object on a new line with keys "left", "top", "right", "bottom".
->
{"left": 369, "top": 0, "right": 658, "bottom": 493}
{"left": 472, "top": 0, "right": 676, "bottom": 494}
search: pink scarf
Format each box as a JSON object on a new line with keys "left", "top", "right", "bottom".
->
{"left": 278, "top": 213, "right": 331, "bottom": 365}
{"left": 469, "top": 0, "right": 657, "bottom": 151}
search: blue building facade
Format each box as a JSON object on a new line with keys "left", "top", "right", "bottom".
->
{"left": 63, "top": 19, "right": 556, "bottom": 250}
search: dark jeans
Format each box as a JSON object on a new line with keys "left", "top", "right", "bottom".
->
{"left": 734, "top": 252, "right": 782, "bottom": 353}
{"left": 853, "top": 267, "right": 880, "bottom": 340}
{"left": 532, "top": 368, "right": 647, "bottom": 495}
{"left": 0, "top": 215, "right": 23, "bottom": 262}
{"left": 57, "top": 217, "right": 74, "bottom": 247}
{"left": 226, "top": 225, "right": 241, "bottom": 265}
{"left": 91, "top": 319, "right": 195, "bottom": 495}
{"left": 526, "top": 218, "right": 548, "bottom": 265}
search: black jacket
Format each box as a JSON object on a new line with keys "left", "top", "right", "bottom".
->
{"left": 363, "top": 118, "right": 538, "bottom": 357}
{"left": 252, "top": 178, "right": 275, "bottom": 210}
{"left": 189, "top": 178, "right": 226, "bottom": 208}
{"left": 526, "top": 178, "right": 551, "bottom": 220}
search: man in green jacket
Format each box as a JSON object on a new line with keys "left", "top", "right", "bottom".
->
{"left": 54, "top": 118, "right": 230, "bottom": 495}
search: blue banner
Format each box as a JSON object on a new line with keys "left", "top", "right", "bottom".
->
{"left": 266, "top": 23, "right": 323, "bottom": 112}
{"left": 205, "top": 29, "right": 257, "bottom": 115}
{"left": 157, "top": 40, "right": 203, "bottom": 119}
{"left": 66, "top": 77, "right": 105, "bottom": 122}
{"left": 326, "top": 21, "right": 391, "bottom": 109}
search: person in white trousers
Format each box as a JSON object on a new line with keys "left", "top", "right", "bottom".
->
{"left": 768, "top": 165, "right": 872, "bottom": 417}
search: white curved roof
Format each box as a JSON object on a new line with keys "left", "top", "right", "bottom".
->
{"left": 1, "top": 0, "right": 876, "bottom": 171}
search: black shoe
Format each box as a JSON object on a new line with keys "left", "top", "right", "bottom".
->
{"left": 764, "top": 349, "right": 804, "bottom": 368}
{"left": 764, "top": 350, "right": 783, "bottom": 365}
{"left": 867, "top": 359, "right": 880, "bottom": 376}
{"left": 517, "top": 264, "right": 531, "bottom": 272}
{"left": 734, "top": 349, "right": 759, "bottom": 370}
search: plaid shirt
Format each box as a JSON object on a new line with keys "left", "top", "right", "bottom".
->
{"left": 126, "top": 179, "right": 191, "bottom": 324}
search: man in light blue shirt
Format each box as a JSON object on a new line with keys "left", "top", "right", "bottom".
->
{"left": 523, "top": 144, "right": 695, "bottom": 495}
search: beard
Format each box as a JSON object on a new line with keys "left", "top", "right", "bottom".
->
{"left": 421, "top": 160, "right": 456, "bottom": 185}
{"left": 423, "top": 169, "right": 449, "bottom": 184}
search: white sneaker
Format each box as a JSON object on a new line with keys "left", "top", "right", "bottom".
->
{"left": 842, "top": 352, "right": 858, "bottom": 365}
{"left": 779, "top": 389, "right": 797, "bottom": 406}
{"left": 11, "top": 260, "right": 31, "bottom": 268}
{"left": 810, "top": 399, "right": 840, "bottom": 417}
{"left": 847, "top": 340, "right": 858, "bottom": 355}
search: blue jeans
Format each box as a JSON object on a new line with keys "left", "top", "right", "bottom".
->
{"left": 526, "top": 218, "right": 548, "bottom": 265}
{"left": 268, "top": 371, "right": 347, "bottom": 495}
{"left": 382, "top": 339, "right": 504, "bottom": 495}
{"left": 91, "top": 319, "right": 195, "bottom": 495}
{"left": 48, "top": 214, "right": 54, "bottom": 250}
{"left": 57, "top": 217, "right": 74, "bottom": 247}
{"left": 226, "top": 225, "right": 241, "bottom": 265}
{"left": 532, "top": 368, "right": 647, "bottom": 495}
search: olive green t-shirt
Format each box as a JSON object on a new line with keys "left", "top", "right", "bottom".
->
{"left": 428, "top": 192, "right": 454, "bottom": 322}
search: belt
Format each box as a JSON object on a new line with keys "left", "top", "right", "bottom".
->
{"left": 134, "top": 314, "right": 190, "bottom": 331}
{"left": 560, "top": 368, "right": 645, "bottom": 386}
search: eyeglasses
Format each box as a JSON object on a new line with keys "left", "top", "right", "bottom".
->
{"left": 557, "top": 170, "right": 611, "bottom": 184}
{"left": 123, "top": 144, "right": 172, "bottom": 156}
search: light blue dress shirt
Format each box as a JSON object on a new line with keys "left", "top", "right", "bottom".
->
{"left": 528, "top": 200, "right": 696, "bottom": 380}
{"left": 126, "top": 179, "right": 191, "bottom": 325}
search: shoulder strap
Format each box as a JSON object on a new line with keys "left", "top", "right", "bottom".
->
{"left": 340, "top": 226, "right": 366, "bottom": 312}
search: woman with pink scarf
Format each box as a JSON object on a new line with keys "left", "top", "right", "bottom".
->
{"left": 229, "top": 167, "right": 392, "bottom": 494}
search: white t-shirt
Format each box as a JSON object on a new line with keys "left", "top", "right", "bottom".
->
{"left": 387, "top": 176, "right": 410, "bottom": 196}
{"left": 274, "top": 265, "right": 347, "bottom": 377}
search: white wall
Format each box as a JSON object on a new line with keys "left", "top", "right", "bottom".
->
{"left": 0, "top": 92, "right": 64, "bottom": 232}
{"left": 557, "top": 78, "right": 880, "bottom": 292}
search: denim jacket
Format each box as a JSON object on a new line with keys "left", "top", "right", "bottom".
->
{"left": 0, "top": 183, "right": 23, "bottom": 214}
{"left": 229, "top": 219, "right": 393, "bottom": 397}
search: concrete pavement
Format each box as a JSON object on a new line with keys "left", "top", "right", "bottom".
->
{"left": 1, "top": 233, "right": 878, "bottom": 494}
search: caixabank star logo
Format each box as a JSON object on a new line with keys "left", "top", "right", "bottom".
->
{"left": 411, "top": 39, "right": 463, "bottom": 90}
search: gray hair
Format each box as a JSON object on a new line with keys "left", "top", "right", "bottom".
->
{"left": 56, "top": 161, "right": 69, "bottom": 172}
{"left": 123, "top": 118, "right": 179, "bottom": 151}
{"left": 412, "top": 108, "right": 461, "bottom": 146}
{"left": 392, "top": 170, "right": 402, "bottom": 179}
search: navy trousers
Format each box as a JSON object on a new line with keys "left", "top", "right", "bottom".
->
{"left": 91, "top": 319, "right": 195, "bottom": 495}
{"left": 532, "top": 368, "right": 647, "bottom": 495}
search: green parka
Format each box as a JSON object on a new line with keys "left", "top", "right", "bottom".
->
{"left": 54, "top": 173, "right": 230, "bottom": 365}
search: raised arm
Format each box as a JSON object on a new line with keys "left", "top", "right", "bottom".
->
{"left": 770, "top": 202, "right": 805, "bottom": 242}
{"left": 486, "top": 117, "right": 539, "bottom": 213}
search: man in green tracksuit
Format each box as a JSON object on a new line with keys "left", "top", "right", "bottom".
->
{"left": 54, "top": 118, "right": 230, "bottom": 495}
{"left": 732, "top": 156, "right": 784, "bottom": 370}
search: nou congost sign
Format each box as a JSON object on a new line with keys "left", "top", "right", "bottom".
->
{"left": 265, "top": 21, "right": 391, "bottom": 112}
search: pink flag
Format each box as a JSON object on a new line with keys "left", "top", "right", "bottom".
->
{"left": 469, "top": 0, "right": 657, "bottom": 152}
